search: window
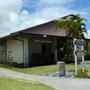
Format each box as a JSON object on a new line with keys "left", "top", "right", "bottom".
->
{"left": 42, "top": 44, "right": 46, "bottom": 53}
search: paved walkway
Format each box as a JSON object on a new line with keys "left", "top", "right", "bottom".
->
{"left": 0, "top": 68, "right": 90, "bottom": 90}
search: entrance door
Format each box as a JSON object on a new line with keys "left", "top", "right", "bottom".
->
{"left": 30, "top": 42, "right": 55, "bottom": 66}
{"left": 40, "top": 43, "right": 55, "bottom": 65}
{"left": 42, "top": 43, "right": 51, "bottom": 54}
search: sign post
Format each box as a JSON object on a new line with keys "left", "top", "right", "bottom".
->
{"left": 81, "top": 46, "right": 85, "bottom": 72}
{"left": 73, "top": 38, "right": 78, "bottom": 76}
{"left": 73, "top": 39, "right": 86, "bottom": 75}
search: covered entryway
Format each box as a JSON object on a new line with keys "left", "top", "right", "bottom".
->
{"left": 0, "top": 19, "right": 66, "bottom": 67}
{"left": 28, "top": 36, "right": 66, "bottom": 66}
{"left": 29, "top": 37, "right": 55, "bottom": 66}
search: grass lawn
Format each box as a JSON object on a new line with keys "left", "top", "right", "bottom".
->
{"left": 66, "top": 61, "right": 90, "bottom": 76}
{"left": 0, "top": 61, "right": 90, "bottom": 75}
{"left": 86, "top": 61, "right": 90, "bottom": 75}
{"left": 0, "top": 75, "right": 55, "bottom": 90}
{"left": 0, "top": 64, "right": 57, "bottom": 75}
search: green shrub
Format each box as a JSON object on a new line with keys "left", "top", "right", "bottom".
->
{"left": 16, "top": 63, "right": 24, "bottom": 68}
{"left": 7, "top": 51, "right": 13, "bottom": 65}
{"left": 76, "top": 69, "right": 88, "bottom": 78}
{"left": 7, "top": 56, "right": 13, "bottom": 66}
{"left": 87, "top": 54, "right": 90, "bottom": 60}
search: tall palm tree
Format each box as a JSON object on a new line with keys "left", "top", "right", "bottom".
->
{"left": 56, "top": 14, "right": 87, "bottom": 63}
{"left": 56, "top": 14, "right": 87, "bottom": 38}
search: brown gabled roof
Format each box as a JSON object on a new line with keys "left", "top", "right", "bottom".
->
{"left": 0, "top": 14, "right": 75, "bottom": 40}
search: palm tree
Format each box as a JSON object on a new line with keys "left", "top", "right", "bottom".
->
{"left": 56, "top": 14, "right": 87, "bottom": 63}
{"left": 56, "top": 14, "right": 87, "bottom": 38}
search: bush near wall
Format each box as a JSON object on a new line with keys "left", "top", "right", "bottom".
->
{"left": 76, "top": 69, "right": 88, "bottom": 78}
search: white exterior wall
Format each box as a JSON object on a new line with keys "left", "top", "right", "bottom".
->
{"left": 6, "top": 37, "right": 56, "bottom": 66}
{"left": 7, "top": 39, "right": 23, "bottom": 64}
{"left": 7, "top": 39, "right": 29, "bottom": 66}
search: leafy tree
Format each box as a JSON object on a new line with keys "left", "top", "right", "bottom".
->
{"left": 56, "top": 14, "right": 87, "bottom": 63}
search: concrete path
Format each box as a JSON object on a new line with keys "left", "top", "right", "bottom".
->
{"left": 0, "top": 68, "right": 90, "bottom": 90}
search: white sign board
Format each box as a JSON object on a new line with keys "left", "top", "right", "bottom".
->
{"left": 34, "top": 40, "right": 52, "bottom": 43}
{"left": 75, "top": 50, "right": 86, "bottom": 57}
{"left": 74, "top": 39, "right": 86, "bottom": 46}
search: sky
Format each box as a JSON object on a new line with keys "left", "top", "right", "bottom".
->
{"left": 0, "top": 0, "right": 90, "bottom": 38}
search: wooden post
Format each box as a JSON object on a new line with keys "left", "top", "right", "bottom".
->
{"left": 81, "top": 46, "right": 85, "bottom": 72}
{"left": 54, "top": 39, "right": 58, "bottom": 62}
{"left": 73, "top": 38, "right": 78, "bottom": 76}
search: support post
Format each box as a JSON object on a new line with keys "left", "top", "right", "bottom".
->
{"left": 81, "top": 46, "right": 85, "bottom": 72}
{"left": 73, "top": 39, "right": 78, "bottom": 76}
{"left": 54, "top": 39, "right": 58, "bottom": 62}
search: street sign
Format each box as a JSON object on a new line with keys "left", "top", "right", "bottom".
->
{"left": 74, "top": 39, "right": 86, "bottom": 46}
{"left": 75, "top": 50, "right": 86, "bottom": 57}
{"left": 73, "top": 38, "right": 87, "bottom": 75}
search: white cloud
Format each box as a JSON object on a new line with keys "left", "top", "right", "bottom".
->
{"left": 0, "top": 0, "right": 22, "bottom": 36}
{"left": 18, "top": 7, "right": 73, "bottom": 30}
{"left": 0, "top": 0, "right": 22, "bottom": 15}
{"left": 0, "top": 0, "right": 90, "bottom": 38}
{"left": 22, "top": 5, "right": 87, "bottom": 26}
{"left": 84, "top": 30, "right": 90, "bottom": 39}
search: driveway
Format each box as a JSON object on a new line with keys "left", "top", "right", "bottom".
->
{"left": 0, "top": 68, "right": 90, "bottom": 90}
